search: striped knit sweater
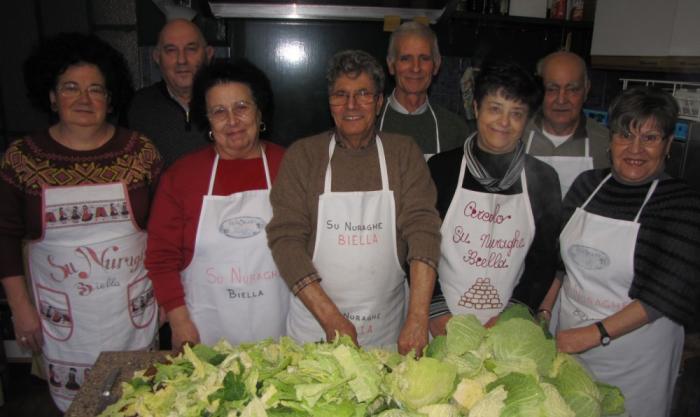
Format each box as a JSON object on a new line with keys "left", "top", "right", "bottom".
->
{"left": 564, "top": 169, "right": 700, "bottom": 328}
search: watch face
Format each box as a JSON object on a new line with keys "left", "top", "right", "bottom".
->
{"left": 601, "top": 336, "right": 611, "bottom": 346}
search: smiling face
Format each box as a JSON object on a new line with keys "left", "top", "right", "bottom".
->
{"left": 49, "top": 63, "right": 111, "bottom": 128}
{"left": 206, "top": 82, "right": 262, "bottom": 159}
{"left": 388, "top": 34, "right": 439, "bottom": 102}
{"left": 474, "top": 91, "right": 529, "bottom": 154}
{"left": 329, "top": 72, "right": 383, "bottom": 146}
{"left": 541, "top": 53, "right": 589, "bottom": 136}
{"left": 610, "top": 118, "right": 672, "bottom": 183}
{"left": 154, "top": 19, "right": 213, "bottom": 100}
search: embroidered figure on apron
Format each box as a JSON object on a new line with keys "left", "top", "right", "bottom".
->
{"left": 28, "top": 182, "right": 157, "bottom": 411}
{"left": 526, "top": 131, "right": 593, "bottom": 198}
{"left": 438, "top": 156, "right": 535, "bottom": 324}
{"left": 182, "top": 146, "right": 289, "bottom": 346}
{"left": 286, "top": 136, "right": 407, "bottom": 348}
{"left": 557, "top": 174, "right": 683, "bottom": 417}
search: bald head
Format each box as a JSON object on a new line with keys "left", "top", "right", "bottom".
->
{"left": 153, "top": 19, "right": 213, "bottom": 103}
{"left": 537, "top": 51, "right": 590, "bottom": 135}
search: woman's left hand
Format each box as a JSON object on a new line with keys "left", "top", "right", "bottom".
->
{"left": 556, "top": 324, "right": 599, "bottom": 353}
{"left": 398, "top": 313, "right": 429, "bottom": 357}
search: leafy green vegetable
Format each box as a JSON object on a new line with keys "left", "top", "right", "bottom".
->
{"left": 488, "top": 318, "right": 556, "bottom": 376}
{"left": 596, "top": 382, "right": 625, "bottom": 416}
{"left": 446, "top": 315, "right": 487, "bottom": 355}
{"left": 549, "top": 354, "right": 602, "bottom": 417}
{"left": 387, "top": 356, "right": 457, "bottom": 411}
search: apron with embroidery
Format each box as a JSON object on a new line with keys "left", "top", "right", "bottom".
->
{"left": 28, "top": 182, "right": 157, "bottom": 411}
{"left": 557, "top": 174, "right": 683, "bottom": 417}
{"left": 287, "top": 136, "right": 407, "bottom": 348}
{"left": 182, "top": 148, "right": 289, "bottom": 346}
{"left": 438, "top": 156, "right": 535, "bottom": 324}
{"left": 379, "top": 93, "right": 440, "bottom": 161}
{"left": 526, "top": 131, "right": 593, "bottom": 198}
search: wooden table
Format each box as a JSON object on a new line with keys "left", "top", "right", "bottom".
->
{"left": 64, "top": 351, "right": 169, "bottom": 417}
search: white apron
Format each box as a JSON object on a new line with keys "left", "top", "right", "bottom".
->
{"left": 28, "top": 182, "right": 157, "bottom": 411}
{"left": 286, "top": 136, "right": 407, "bottom": 348}
{"left": 557, "top": 174, "right": 683, "bottom": 417}
{"left": 379, "top": 94, "right": 440, "bottom": 160}
{"left": 526, "top": 131, "right": 593, "bottom": 198}
{"left": 438, "top": 157, "right": 535, "bottom": 324}
{"left": 182, "top": 148, "right": 289, "bottom": 346}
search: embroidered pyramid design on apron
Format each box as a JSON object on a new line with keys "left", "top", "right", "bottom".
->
{"left": 458, "top": 277, "right": 503, "bottom": 309}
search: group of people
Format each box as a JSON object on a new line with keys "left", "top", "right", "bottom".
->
{"left": 0, "top": 17, "right": 698, "bottom": 417}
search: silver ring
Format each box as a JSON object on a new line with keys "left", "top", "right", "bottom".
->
{"left": 20, "top": 336, "right": 27, "bottom": 342}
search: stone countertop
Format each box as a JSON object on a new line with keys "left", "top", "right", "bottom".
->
{"left": 64, "top": 351, "right": 170, "bottom": 417}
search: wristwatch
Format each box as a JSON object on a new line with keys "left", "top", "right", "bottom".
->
{"left": 595, "top": 321, "right": 611, "bottom": 346}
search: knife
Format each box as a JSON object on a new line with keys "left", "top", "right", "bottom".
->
{"left": 94, "top": 367, "right": 121, "bottom": 415}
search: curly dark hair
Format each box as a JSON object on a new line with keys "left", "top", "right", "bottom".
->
{"left": 23, "top": 32, "right": 134, "bottom": 115}
{"left": 473, "top": 60, "right": 542, "bottom": 117}
{"left": 608, "top": 86, "right": 679, "bottom": 140}
{"left": 190, "top": 58, "right": 273, "bottom": 135}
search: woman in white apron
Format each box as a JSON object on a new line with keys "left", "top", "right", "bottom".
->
{"left": 146, "top": 61, "right": 289, "bottom": 349}
{"left": 427, "top": 61, "right": 562, "bottom": 334}
{"left": 0, "top": 34, "right": 161, "bottom": 411}
{"left": 539, "top": 87, "right": 700, "bottom": 417}
{"left": 267, "top": 50, "right": 441, "bottom": 355}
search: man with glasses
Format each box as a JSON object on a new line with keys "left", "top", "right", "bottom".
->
{"left": 128, "top": 18, "right": 214, "bottom": 167}
{"left": 523, "top": 51, "right": 609, "bottom": 197}
{"left": 379, "top": 21, "right": 470, "bottom": 160}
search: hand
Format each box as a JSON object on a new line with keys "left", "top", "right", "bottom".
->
{"left": 556, "top": 325, "right": 599, "bottom": 353}
{"left": 321, "top": 311, "right": 358, "bottom": 346}
{"left": 167, "top": 306, "right": 200, "bottom": 351}
{"left": 429, "top": 314, "right": 452, "bottom": 337}
{"left": 398, "top": 313, "right": 429, "bottom": 357}
{"left": 12, "top": 299, "right": 43, "bottom": 353}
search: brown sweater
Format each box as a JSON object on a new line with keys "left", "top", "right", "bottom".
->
{"left": 267, "top": 130, "right": 441, "bottom": 289}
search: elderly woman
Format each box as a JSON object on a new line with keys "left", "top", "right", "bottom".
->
{"left": 145, "top": 60, "right": 289, "bottom": 348}
{"left": 0, "top": 33, "right": 161, "bottom": 411}
{"left": 428, "top": 61, "right": 561, "bottom": 334}
{"left": 539, "top": 86, "right": 700, "bottom": 417}
{"left": 267, "top": 50, "right": 441, "bottom": 354}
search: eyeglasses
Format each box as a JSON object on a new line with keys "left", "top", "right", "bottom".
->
{"left": 613, "top": 131, "right": 666, "bottom": 146}
{"left": 56, "top": 82, "right": 109, "bottom": 101}
{"left": 328, "top": 89, "right": 378, "bottom": 106}
{"left": 207, "top": 101, "right": 256, "bottom": 123}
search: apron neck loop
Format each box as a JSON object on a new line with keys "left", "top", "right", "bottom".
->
{"left": 207, "top": 144, "right": 271, "bottom": 196}
{"left": 525, "top": 131, "right": 535, "bottom": 153}
{"left": 325, "top": 135, "right": 389, "bottom": 193}
{"left": 379, "top": 90, "right": 440, "bottom": 154}
{"left": 583, "top": 173, "right": 659, "bottom": 223}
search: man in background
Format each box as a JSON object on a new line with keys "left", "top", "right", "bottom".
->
{"left": 523, "top": 51, "right": 609, "bottom": 197}
{"left": 380, "top": 21, "right": 470, "bottom": 159}
{"left": 128, "top": 18, "right": 214, "bottom": 167}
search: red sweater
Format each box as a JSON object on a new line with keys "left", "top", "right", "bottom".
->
{"left": 145, "top": 143, "right": 285, "bottom": 312}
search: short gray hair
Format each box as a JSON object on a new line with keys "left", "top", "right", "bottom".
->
{"left": 326, "top": 50, "right": 385, "bottom": 93}
{"left": 387, "top": 21, "right": 440, "bottom": 64}
{"left": 536, "top": 51, "right": 589, "bottom": 85}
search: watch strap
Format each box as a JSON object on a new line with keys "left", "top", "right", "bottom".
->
{"left": 595, "top": 321, "right": 611, "bottom": 346}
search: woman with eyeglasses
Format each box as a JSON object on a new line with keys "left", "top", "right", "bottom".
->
{"left": 538, "top": 86, "right": 700, "bottom": 417}
{"left": 0, "top": 33, "right": 162, "bottom": 411}
{"left": 267, "top": 50, "right": 441, "bottom": 355}
{"left": 145, "top": 60, "right": 289, "bottom": 349}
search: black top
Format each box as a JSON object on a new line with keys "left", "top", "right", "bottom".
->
{"left": 564, "top": 169, "right": 700, "bottom": 328}
{"left": 428, "top": 145, "right": 562, "bottom": 316}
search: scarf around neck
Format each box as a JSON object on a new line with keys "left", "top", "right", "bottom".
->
{"left": 463, "top": 132, "right": 526, "bottom": 192}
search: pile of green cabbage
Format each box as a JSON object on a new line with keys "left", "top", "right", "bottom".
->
{"left": 98, "top": 305, "right": 625, "bottom": 417}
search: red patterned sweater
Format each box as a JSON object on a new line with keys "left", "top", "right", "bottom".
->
{"left": 0, "top": 128, "right": 163, "bottom": 279}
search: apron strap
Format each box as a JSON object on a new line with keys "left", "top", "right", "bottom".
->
{"left": 634, "top": 179, "right": 658, "bottom": 223}
{"left": 584, "top": 137, "right": 590, "bottom": 157}
{"left": 206, "top": 153, "right": 220, "bottom": 196}
{"left": 260, "top": 145, "right": 272, "bottom": 190}
{"left": 325, "top": 135, "right": 390, "bottom": 193}
{"left": 581, "top": 173, "right": 611, "bottom": 209}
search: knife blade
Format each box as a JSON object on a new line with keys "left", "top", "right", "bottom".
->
{"left": 94, "top": 367, "right": 121, "bottom": 415}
